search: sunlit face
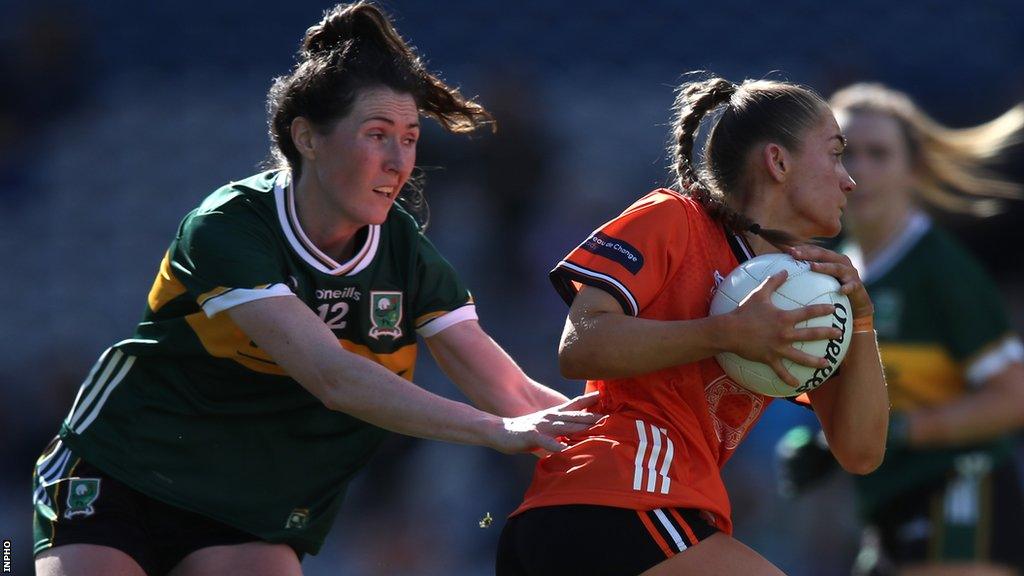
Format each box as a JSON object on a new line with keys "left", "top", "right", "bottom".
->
{"left": 834, "top": 110, "right": 915, "bottom": 225}
{"left": 307, "top": 86, "right": 420, "bottom": 227}
{"left": 782, "top": 113, "right": 857, "bottom": 238}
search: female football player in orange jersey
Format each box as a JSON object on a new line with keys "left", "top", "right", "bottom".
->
{"left": 496, "top": 76, "right": 890, "bottom": 575}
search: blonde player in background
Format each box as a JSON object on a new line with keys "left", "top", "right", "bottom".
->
{"left": 778, "top": 83, "right": 1024, "bottom": 576}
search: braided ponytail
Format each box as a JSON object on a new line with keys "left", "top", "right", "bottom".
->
{"left": 672, "top": 78, "right": 765, "bottom": 238}
{"left": 671, "top": 75, "right": 829, "bottom": 248}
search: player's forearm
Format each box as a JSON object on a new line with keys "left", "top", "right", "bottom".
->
{"left": 448, "top": 359, "right": 566, "bottom": 417}
{"left": 426, "top": 322, "right": 570, "bottom": 416}
{"left": 815, "top": 332, "right": 888, "bottom": 474}
{"left": 229, "top": 298, "right": 504, "bottom": 447}
{"left": 520, "top": 379, "right": 572, "bottom": 410}
{"left": 907, "top": 366, "right": 1024, "bottom": 447}
{"left": 559, "top": 312, "right": 733, "bottom": 380}
{"left": 317, "top": 354, "right": 503, "bottom": 446}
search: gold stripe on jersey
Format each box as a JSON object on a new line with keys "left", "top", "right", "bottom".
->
{"left": 186, "top": 311, "right": 287, "bottom": 375}
{"left": 881, "top": 343, "right": 964, "bottom": 410}
{"left": 197, "top": 286, "right": 232, "bottom": 308}
{"left": 185, "top": 311, "right": 417, "bottom": 378}
{"left": 416, "top": 294, "right": 476, "bottom": 327}
{"left": 415, "top": 311, "right": 448, "bottom": 328}
{"left": 197, "top": 284, "right": 275, "bottom": 311}
{"left": 339, "top": 339, "right": 418, "bottom": 381}
{"left": 148, "top": 252, "right": 188, "bottom": 313}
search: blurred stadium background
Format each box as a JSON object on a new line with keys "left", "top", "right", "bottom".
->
{"left": 2, "top": 1, "right": 1023, "bottom": 574}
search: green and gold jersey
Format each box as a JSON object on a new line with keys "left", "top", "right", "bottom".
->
{"left": 54, "top": 170, "right": 476, "bottom": 554}
{"left": 843, "top": 213, "right": 1022, "bottom": 518}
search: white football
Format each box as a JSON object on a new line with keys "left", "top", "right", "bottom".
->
{"left": 709, "top": 253, "right": 853, "bottom": 397}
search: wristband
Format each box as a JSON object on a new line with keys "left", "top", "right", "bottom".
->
{"left": 887, "top": 412, "right": 910, "bottom": 449}
{"left": 853, "top": 316, "right": 874, "bottom": 334}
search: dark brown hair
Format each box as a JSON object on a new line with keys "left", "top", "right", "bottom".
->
{"left": 266, "top": 2, "right": 494, "bottom": 225}
{"left": 831, "top": 83, "right": 1022, "bottom": 217}
{"left": 672, "top": 75, "right": 831, "bottom": 247}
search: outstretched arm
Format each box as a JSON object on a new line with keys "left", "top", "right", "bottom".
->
{"left": 228, "top": 295, "right": 591, "bottom": 454}
{"left": 424, "top": 320, "right": 578, "bottom": 416}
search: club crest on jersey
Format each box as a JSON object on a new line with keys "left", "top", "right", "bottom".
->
{"left": 369, "top": 291, "right": 403, "bottom": 339}
{"left": 64, "top": 478, "right": 101, "bottom": 519}
{"left": 704, "top": 375, "right": 765, "bottom": 451}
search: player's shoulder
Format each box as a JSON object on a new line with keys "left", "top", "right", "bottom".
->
{"left": 179, "top": 171, "right": 281, "bottom": 241}
{"left": 193, "top": 170, "right": 279, "bottom": 216}
{"left": 621, "top": 188, "right": 701, "bottom": 220}
{"left": 915, "top": 224, "right": 978, "bottom": 264}
{"left": 911, "top": 223, "right": 996, "bottom": 288}
{"left": 386, "top": 201, "right": 424, "bottom": 234}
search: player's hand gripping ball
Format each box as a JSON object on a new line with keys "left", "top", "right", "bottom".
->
{"left": 710, "top": 253, "right": 852, "bottom": 397}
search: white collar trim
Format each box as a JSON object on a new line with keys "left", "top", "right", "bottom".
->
{"left": 847, "top": 211, "right": 931, "bottom": 284}
{"left": 273, "top": 171, "right": 380, "bottom": 276}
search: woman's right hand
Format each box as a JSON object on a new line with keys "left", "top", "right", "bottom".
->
{"left": 725, "top": 270, "right": 844, "bottom": 388}
{"left": 485, "top": 392, "right": 604, "bottom": 454}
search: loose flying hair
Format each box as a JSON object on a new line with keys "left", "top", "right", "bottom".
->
{"left": 830, "top": 83, "right": 1023, "bottom": 216}
{"left": 266, "top": 1, "right": 494, "bottom": 226}
{"left": 671, "top": 75, "right": 832, "bottom": 247}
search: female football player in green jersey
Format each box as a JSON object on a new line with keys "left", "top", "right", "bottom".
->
{"left": 32, "top": 3, "right": 600, "bottom": 575}
{"left": 779, "top": 84, "right": 1024, "bottom": 575}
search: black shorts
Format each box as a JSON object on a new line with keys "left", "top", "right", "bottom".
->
{"left": 32, "top": 439, "right": 276, "bottom": 576}
{"left": 857, "top": 458, "right": 1024, "bottom": 575}
{"left": 496, "top": 504, "right": 720, "bottom": 576}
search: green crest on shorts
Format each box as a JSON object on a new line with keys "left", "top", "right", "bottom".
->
{"left": 65, "top": 478, "right": 101, "bottom": 519}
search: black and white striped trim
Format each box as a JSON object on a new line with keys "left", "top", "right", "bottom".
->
{"left": 725, "top": 231, "right": 755, "bottom": 263}
{"left": 32, "top": 440, "right": 74, "bottom": 509}
{"left": 551, "top": 260, "right": 640, "bottom": 316}
{"left": 644, "top": 508, "right": 694, "bottom": 553}
{"left": 64, "top": 349, "right": 136, "bottom": 435}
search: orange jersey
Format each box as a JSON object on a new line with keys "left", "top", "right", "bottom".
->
{"left": 513, "top": 190, "right": 772, "bottom": 534}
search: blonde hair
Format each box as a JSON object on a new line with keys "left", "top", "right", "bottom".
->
{"left": 830, "top": 83, "right": 1023, "bottom": 216}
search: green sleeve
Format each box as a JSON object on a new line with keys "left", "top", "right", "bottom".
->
{"left": 410, "top": 231, "right": 475, "bottom": 337}
{"left": 937, "top": 235, "right": 1015, "bottom": 387}
{"left": 171, "top": 205, "right": 292, "bottom": 316}
{"left": 932, "top": 239, "right": 1011, "bottom": 362}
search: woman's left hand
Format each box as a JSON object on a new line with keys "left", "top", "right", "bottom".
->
{"left": 787, "top": 245, "right": 874, "bottom": 319}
